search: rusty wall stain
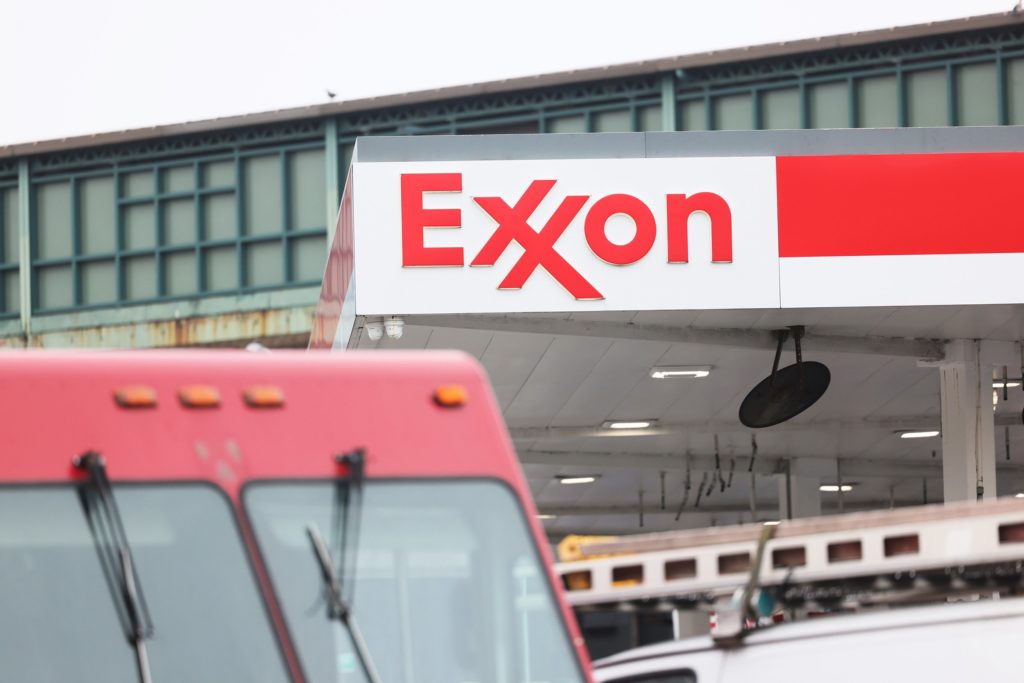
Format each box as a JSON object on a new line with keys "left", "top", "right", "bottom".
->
{"left": 2, "top": 306, "right": 316, "bottom": 349}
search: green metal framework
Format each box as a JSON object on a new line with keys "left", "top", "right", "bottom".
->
{"left": 670, "top": 24, "right": 1024, "bottom": 129}
{"left": 3, "top": 21, "right": 1023, "bottom": 327}
{"left": 27, "top": 141, "right": 327, "bottom": 315}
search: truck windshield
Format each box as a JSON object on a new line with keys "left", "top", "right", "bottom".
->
{"left": 0, "top": 484, "right": 290, "bottom": 683}
{"left": 245, "top": 479, "right": 585, "bottom": 683}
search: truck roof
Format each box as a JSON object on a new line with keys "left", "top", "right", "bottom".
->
{"left": 0, "top": 349, "right": 523, "bottom": 500}
{"left": 594, "top": 595, "right": 1024, "bottom": 668}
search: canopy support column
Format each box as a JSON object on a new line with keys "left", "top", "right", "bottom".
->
{"left": 940, "top": 339, "right": 997, "bottom": 502}
{"left": 778, "top": 464, "right": 820, "bottom": 519}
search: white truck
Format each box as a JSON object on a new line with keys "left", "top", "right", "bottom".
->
{"left": 557, "top": 498, "right": 1024, "bottom": 682}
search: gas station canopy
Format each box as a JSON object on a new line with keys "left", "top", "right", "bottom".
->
{"left": 314, "top": 128, "right": 1024, "bottom": 534}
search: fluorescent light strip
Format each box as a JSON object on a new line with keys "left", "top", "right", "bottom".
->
{"left": 819, "top": 484, "right": 853, "bottom": 492}
{"left": 899, "top": 430, "right": 940, "bottom": 439}
{"left": 536, "top": 514, "right": 558, "bottom": 520}
{"left": 557, "top": 476, "right": 597, "bottom": 485}
{"left": 604, "top": 420, "right": 653, "bottom": 430}
{"left": 994, "top": 381, "right": 1021, "bottom": 389}
{"left": 650, "top": 365, "right": 712, "bottom": 379}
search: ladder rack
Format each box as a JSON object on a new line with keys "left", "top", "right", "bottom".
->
{"left": 556, "top": 497, "right": 1024, "bottom": 611}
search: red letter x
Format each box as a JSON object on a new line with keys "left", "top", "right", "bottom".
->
{"left": 471, "top": 180, "right": 601, "bottom": 300}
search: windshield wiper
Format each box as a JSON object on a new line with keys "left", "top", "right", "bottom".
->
{"left": 74, "top": 451, "right": 154, "bottom": 683}
{"left": 306, "top": 449, "right": 382, "bottom": 683}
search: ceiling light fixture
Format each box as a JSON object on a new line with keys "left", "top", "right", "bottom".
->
{"left": 557, "top": 475, "right": 599, "bottom": 485}
{"left": 537, "top": 514, "right": 558, "bottom": 520}
{"left": 649, "top": 365, "right": 712, "bottom": 379}
{"left": 602, "top": 420, "right": 654, "bottom": 430}
{"left": 994, "top": 381, "right": 1021, "bottom": 389}
{"left": 1016, "top": 493, "right": 1024, "bottom": 499}
{"left": 898, "top": 430, "right": 940, "bottom": 439}
{"left": 762, "top": 520, "right": 781, "bottom": 526}
{"left": 819, "top": 484, "right": 854, "bottom": 492}
{"left": 364, "top": 321, "right": 384, "bottom": 341}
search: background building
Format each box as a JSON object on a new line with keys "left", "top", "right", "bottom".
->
{"left": 1, "top": 11, "right": 1021, "bottom": 348}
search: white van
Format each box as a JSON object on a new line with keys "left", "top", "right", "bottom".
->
{"left": 593, "top": 596, "right": 1024, "bottom": 682}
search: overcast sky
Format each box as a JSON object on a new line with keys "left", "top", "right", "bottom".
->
{"left": 0, "top": 0, "right": 1012, "bottom": 146}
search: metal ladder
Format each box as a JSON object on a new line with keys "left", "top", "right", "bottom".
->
{"left": 557, "top": 497, "right": 1024, "bottom": 619}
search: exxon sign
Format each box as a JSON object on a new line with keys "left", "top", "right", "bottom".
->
{"left": 347, "top": 154, "right": 1024, "bottom": 316}
{"left": 356, "top": 157, "right": 780, "bottom": 314}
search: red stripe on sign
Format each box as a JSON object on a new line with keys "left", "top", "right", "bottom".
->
{"left": 777, "top": 152, "right": 1024, "bottom": 258}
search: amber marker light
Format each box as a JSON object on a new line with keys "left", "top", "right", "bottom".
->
{"left": 114, "top": 386, "right": 158, "bottom": 408}
{"left": 178, "top": 385, "right": 221, "bottom": 408}
{"left": 434, "top": 384, "right": 468, "bottom": 408}
{"left": 243, "top": 385, "right": 285, "bottom": 408}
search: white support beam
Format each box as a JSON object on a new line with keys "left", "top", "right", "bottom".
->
{"left": 516, "top": 449, "right": 1019, "bottom": 479}
{"left": 408, "top": 314, "right": 946, "bottom": 359}
{"left": 537, "top": 499, "right": 933, "bottom": 518}
{"left": 779, "top": 472, "right": 821, "bottom": 519}
{"left": 940, "top": 339, "right": 998, "bottom": 502}
{"left": 511, "top": 415, "right": 956, "bottom": 441}
{"left": 540, "top": 503, "right": 775, "bottom": 517}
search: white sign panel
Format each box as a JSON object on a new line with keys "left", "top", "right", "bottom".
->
{"left": 352, "top": 158, "right": 780, "bottom": 315}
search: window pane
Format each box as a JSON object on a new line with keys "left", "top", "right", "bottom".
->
{"left": 162, "top": 165, "right": 194, "bottom": 194}
{"left": 713, "top": 94, "right": 752, "bottom": 130}
{"left": 35, "top": 182, "right": 72, "bottom": 260}
{"left": 245, "top": 242, "right": 283, "bottom": 286}
{"left": 80, "top": 176, "right": 116, "bottom": 254}
{"left": 202, "top": 160, "right": 234, "bottom": 188}
{"left": 244, "top": 156, "right": 283, "bottom": 236}
{"left": 957, "top": 62, "right": 998, "bottom": 126}
{"left": 548, "top": 115, "right": 586, "bottom": 133}
{"left": 246, "top": 481, "right": 584, "bottom": 683}
{"left": 288, "top": 149, "right": 326, "bottom": 231}
{"left": 125, "top": 256, "right": 156, "bottom": 300}
{"left": 638, "top": 105, "right": 662, "bottom": 131}
{"left": 907, "top": 69, "right": 948, "bottom": 127}
{"left": 81, "top": 260, "right": 117, "bottom": 304}
{"left": 123, "top": 204, "right": 156, "bottom": 251}
{"left": 1, "top": 489, "right": 137, "bottom": 682}
{"left": 2, "top": 187, "right": 18, "bottom": 264}
{"left": 204, "top": 246, "right": 238, "bottom": 291}
{"left": 3, "top": 270, "right": 18, "bottom": 313}
{"left": 593, "top": 110, "right": 631, "bottom": 132}
{"left": 38, "top": 265, "right": 72, "bottom": 309}
{"left": 857, "top": 75, "right": 898, "bottom": 127}
{"left": 203, "top": 193, "right": 236, "bottom": 241}
{"left": 0, "top": 186, "right": 14, "bottom": 313}
{"left": 122, "top": 171, "right": 154, "bottom": 198}
{"left": 679, "top": 99, "right": 706, "bottom": 131}
{"left": 762, "top": 88, "right": 801, "bottom": 129}
{"left": 810, "top": 81, "right": 850, "bottom": 128}
{"left": 162, "top": 198, "right": 195, "bottom": 246}
{"left": 1010, "top": 58, "right": 1024, "bottom": 125}
{"left": 290, "top": 234, "right": 327, "bottom": 281}
{"left": 165, "top": 251, "right": 197, "bottom": 296}
{"left": 0, "top": 486, "right": 290, "bottom": 683}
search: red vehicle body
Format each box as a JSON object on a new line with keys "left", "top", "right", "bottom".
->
{"left": 0, "top": 350, "right": 592, "bottom": 683}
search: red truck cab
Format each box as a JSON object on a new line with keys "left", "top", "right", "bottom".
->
{"left": 0, "top": 350, "right": 591, "bottom": 683}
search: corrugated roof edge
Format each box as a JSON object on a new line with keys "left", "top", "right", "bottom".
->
{"left": 3, "top": 10, "right": 1023, "bottom": 159}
